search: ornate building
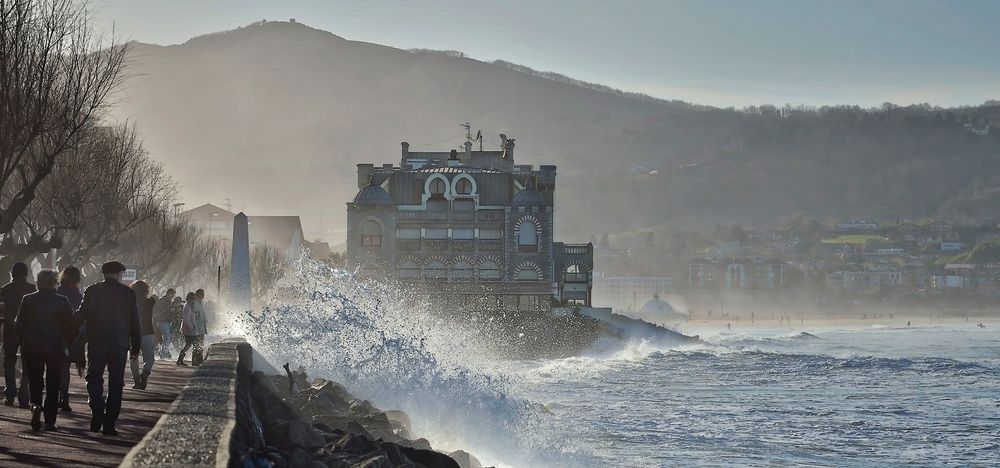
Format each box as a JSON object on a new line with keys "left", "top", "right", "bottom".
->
{"left": 346, "top": 136, "right": 593, "bottom": 312}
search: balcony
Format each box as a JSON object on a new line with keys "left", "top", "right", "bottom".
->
{"left": 397, "top": 211, "right": 423, "bottom": 223}
{"left": 452, "top": 240, "right": 475, "bottom": 252}
{"left": 398, "top": 239, "right": 421, "bottom": 251}
{"left": 426, "top": 212, "right": 449, "bottom": 222}
{"left": 479, "top": 240, "right": 502, "bottom": 251}
{"left": 477, "top": 211, "right": 504, "bottom": 222}
{"left": 451, "top": 212, "right": 475, "bottom": 221}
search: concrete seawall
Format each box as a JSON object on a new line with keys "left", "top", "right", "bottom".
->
{"left": 121, "top": 339, "right": 259, "bottom": 467}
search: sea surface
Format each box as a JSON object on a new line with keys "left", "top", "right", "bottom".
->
{"left": 237, "top": 260, "right": 1000, "bottom": 467}
{"left": 512, "top": 322, "right": 1000, "bottom": 467}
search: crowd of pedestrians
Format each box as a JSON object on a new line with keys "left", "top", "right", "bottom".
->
{"left": 0, "top": 261, "right": 214, "bottom": 435}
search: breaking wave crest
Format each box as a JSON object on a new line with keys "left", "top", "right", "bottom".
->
{"left": 225, "top": 256, "right": 594, "bottom": 467}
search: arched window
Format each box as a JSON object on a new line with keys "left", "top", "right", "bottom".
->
{"left": 518, "top": 219, "right": 538, "bottom": 252}
{"left": 425, "top": 260, "right": 447, "bottom": 280}
{"left": 451, "top": 260, "right": 474, "bottom": 280}
{"left": 399, "top": 260, "right": 420, "bottom": 278}
{"left": 515, "top": 268, "right": 539, "bottom": 281}
{"left": 455, "top": 178, "right": 473, "bottom": 195}
{"left": 429, "top": 178, "right": 447, "bottom": 198}
{"left": 360, "top": 220, "right": 382, "bottom": 247}
{"left": 478, "top": 260, "right": 500, "bottom": 280}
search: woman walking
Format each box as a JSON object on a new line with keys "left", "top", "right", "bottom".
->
{"left": 128, "top": 281, "right": 157, "bottom": 390}
{"left": 15, "top": 270, "right": 75, "bottom": 431}
{"left": 55, "top": 266, "right": 84, "bottom": 412}
{"left": 176, "top": 292, "right": 199, "bottom": 366}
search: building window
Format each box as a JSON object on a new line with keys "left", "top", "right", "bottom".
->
{"left": 515, "top": 268, "right": 539, "bottom": 281}
{"left": 455, "top": 178, "right": 473, "bottom": 195}
{"left": 396, "top": 228, "right": 421, "bottom": 239}
{"left": 425, "top": 261, "right": 447, "bottom": 280}
{"left": 399, "top": 261, "right": 420, "bottom": 278}
{"left": 518, "top": 219, "right": 538, "bottom": 252}
{"left": 425, "top": 228, "right": 448, "bottom": 239}
{"left": 479, "top": 261, "right": 500, "bottom": 280}
{"left": 451, "top": 261, "right": 474, "bottom": 280}
{"left": 429, "top": 178, "right": 447, "bottom": 199}
{"left": 360, "top": 220, "right": 382, "bottom": 247}
{"left": 452, "top": 228, "right": 475, "bottom": 240}
{"left": 479, "top": 229, "right": 502, "bottom": 240}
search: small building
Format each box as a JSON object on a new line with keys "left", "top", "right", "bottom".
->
{"left": 825, "top": 266, "right": 902, "bottom": 291}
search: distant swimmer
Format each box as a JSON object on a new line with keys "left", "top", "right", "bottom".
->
{"left": 727, "top": 323, "right": 731, "bottom": 331}
{"left": 978, "top": 323, "right": 986, "bottom": 328}
{"left": 906, "top": 321, "right": 911, "bottom": 328}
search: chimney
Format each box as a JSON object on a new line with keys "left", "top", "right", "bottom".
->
{"left": 464, "top": 141, "right": 472, "bottom": 160}
{"left": 400, "top": 141, "right": 409, "bottom": 165}
{"left": 357, "top": 164, "right": 374, "bottom": 188}
{"left": 448, "top": 149, "right": 460, "bottom": 167}
{"left": 504, "top": 136, "right": 515, "bottom": 160}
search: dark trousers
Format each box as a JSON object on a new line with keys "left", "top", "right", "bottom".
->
{"left": 86, "top": 346, "right": 127, "bottom": 424}
{"left": 3, "top": 339, "right": 28, "bottom": 404}
{"left": 23, "top": 353, "right": 64, "bottom": 424}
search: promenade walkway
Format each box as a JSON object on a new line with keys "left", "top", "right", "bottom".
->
{"left": 0, "top": 360, "right": 194, "bottom": 467}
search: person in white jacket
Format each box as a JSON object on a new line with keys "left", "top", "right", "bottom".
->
{"left": 175, "top": 292, "right": 199, "bottom": 367}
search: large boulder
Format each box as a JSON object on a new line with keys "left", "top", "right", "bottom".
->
{"left": 265, "top": 420, "right": 326, "bottom": 453}
{"left": 447, "top": 450, "right": 483, "bottom": 468}
{"left": 252, "top": 371, "right": 300, "bottom": 424}
{"left": 386, "top": 443, "right": 461, "bottom": 468}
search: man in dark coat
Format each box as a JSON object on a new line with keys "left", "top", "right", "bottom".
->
{"left": 2, "top": 262, "right": 36, "bottom": 407}
{"left": 79, "top": 261, "right": 141, "bottom": 436}
{"left": 16, "top": 269, "right": 74, "bottom": 431}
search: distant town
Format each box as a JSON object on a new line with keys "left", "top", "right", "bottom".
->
{"left": 593, "top": 217, "right": 1000, "bottom": 315}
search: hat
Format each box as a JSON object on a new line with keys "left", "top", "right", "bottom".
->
{"left": 10, "top": 262, "right": 28, "bottom": 278}
{"left": 101, "top": 261, "right": 127, "bottom": 275}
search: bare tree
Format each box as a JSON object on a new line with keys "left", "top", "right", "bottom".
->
{"left": 0, "top": 0, "right": 128, "bottom": 266}
{"left": 19, "top": 123, "right": 175, "bottom": 273}
{"left": 251, "top": 244, "right": 286, "bottom": 301}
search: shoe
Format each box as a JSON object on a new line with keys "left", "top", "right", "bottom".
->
{"left": 60, "top": 402, "right": 72, "bottom": 412}
{"left": 44, "top": 423, "right": 58, "bottom": 431}
{"left": 90, "top": 413, "right": 103, "bottom": 432}
{"left": 30, "top": 405, "right": 42, "bottom": 432}
{"left": 102, "top": 425, "right": 118, "bottom": 436}
{"left": 176, "top": 360, "right": 188, "bottom": 367}
{"left": 135, "top": 374, "right": 148, "bottom": 390}
{"left": 3, "top": 397, "right": 12, "bottom": 406}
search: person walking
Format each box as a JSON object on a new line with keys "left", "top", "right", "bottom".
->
{"left": 153, "top": 288, "right": 175, "bottom": 359}
{"left": 79, "top": 261, "right": 141, "bottom": 436}
{"left": 169, "top": 295, "right": 184, "bottom": 351}
{"left": 193, "top": 289, "right": 208, "bottom": 366}
{"left": 2, "top": 262, "right": 36, "bottom": 407}
{"left": 15, "top": 270, "right": 75, "bottom": 431}
{"left": 176, "top": 292, "right": 199, "bottom": 366}
{"left": 55, "top": 266, "right": 84, "bottom": 412}
{"left": 128, "top": 281, "right": 157, "bottom": 390}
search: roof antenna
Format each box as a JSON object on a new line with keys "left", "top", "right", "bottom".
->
{"left": 461, "top": 122, "right": 471, "bottom": 146}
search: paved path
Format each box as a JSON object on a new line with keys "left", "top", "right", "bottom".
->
{"left": 0, "top": 358, "right": 194, "bottom": 467}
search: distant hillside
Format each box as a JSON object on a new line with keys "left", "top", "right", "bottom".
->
{"left": 112, "top": 20, "right": 1000, "bottom": 242}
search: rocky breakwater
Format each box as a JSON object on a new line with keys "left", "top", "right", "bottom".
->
{"left": 240, "top": 366, "right": 484, "bottom": 468}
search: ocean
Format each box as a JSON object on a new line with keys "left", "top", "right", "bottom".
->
{"left": 238, "top": 260, "right": 1000, "bottom": 467}
{"left": 513, "top": 323, "right": 1000, "bottom": 467}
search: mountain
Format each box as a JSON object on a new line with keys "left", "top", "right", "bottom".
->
{"left": 112, "top": 20, "right": 1000, "bottom": 243}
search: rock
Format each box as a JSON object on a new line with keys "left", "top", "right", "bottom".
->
{"left": 383, "top": 409, "right": 412, "bottom": 436}
{"left": 289, "top": 448, "right": 315, "bottom": 468}
{"left": 253, "top": 371, "right": 300, "bottom": 424}
{"left": 397, "top": 438, "right": 433, "bottom": 451}
{"left": 307, "top": 462, "right": 329, "bottom": 468}
{"left": 354, "top": 454, "right": 393, "bottom": 468}
{"left": 448, "top": 450, "right": 483, "bottom": 468}
{"left": 265, "top": 420, "right": 326, "bottom": 452}
{"left": 333, "top": 432, "right": 378, "bottom": 455}
{"left": 390, "top": 443, "right": 461, "bottom": 468}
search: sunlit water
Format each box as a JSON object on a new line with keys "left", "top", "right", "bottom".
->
{"left": 515, "top": 324, "right": 1000, "bottom": 467}
{"left": 228, "top": 259, "right": 1000, "bottom": 467}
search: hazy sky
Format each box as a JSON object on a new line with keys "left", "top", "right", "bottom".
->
{"left": 86, "top": 0, "right": 999, "bottom": 107}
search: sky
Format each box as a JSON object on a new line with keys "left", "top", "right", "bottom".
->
{"left": 84, "top": 0, "right": 1000, "bottom": 108}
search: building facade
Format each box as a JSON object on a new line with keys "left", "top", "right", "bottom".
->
{"left": 346, "top": 137, "right": 593, "bottom": 312}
